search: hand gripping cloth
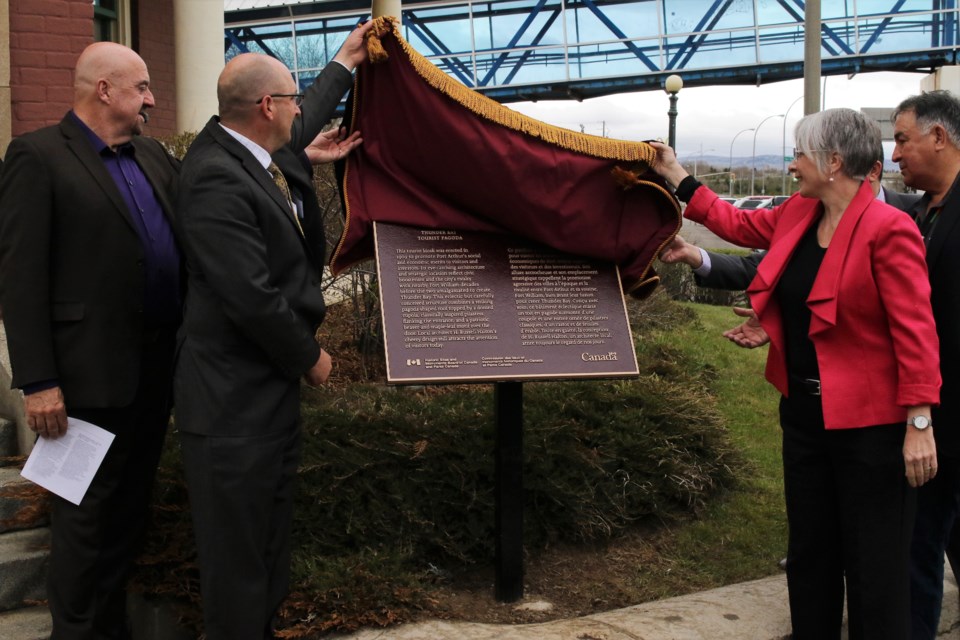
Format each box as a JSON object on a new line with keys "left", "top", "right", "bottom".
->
{"left": 331, "top": 17, "right": 682, "bottom": 298}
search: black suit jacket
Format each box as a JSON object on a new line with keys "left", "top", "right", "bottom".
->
{"left": 174, "top": 63, "right": 352, "bottom": 437}
{"left": 920, "top": 178, "right": 960, "bottom": 456}
{"left": 0, "top": 115, "right": 180, "bottom": 408}
{"left": 696, "top": 187, "right": 920, "bottom": 291}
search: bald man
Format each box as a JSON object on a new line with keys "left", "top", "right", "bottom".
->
{"left": 174, "top": 23, "right": 372, "bottom": 639}
{"left": 0, "top": 42, "right": 181, "bottom": 638}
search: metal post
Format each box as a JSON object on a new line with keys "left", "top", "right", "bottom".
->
{"left": 494, "top": 381, "right": 524, "bottom": 602}
{"left": 781, "top": 96, "right": 803, "bottom": 194}
{"left": 729, "top": 128, "right": 754, "bottom": 197}
{"left": 667, "top": 92, "right": 679, "bottom": 150}
{"left": 751, "top": 114, "right": 784, "bottom": 197}
{"left": 664, "top": 74, "right": 683, "bottom": 151}
{"left": 804, "top": 0, "right": 821, "bottom": 116}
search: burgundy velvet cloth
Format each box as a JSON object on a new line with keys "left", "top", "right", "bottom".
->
{"left": 333, "top": 28, "right": 680, "bottom": 297}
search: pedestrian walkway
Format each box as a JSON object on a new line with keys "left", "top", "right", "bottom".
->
{"left": 340, "top": 571, "right": 960, "bottom": 640}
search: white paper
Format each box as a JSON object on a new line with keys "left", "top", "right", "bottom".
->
{"left": 21, "top": 417, "right": 115, "bottom": 506}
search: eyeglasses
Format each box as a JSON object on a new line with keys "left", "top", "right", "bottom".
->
{"left": 793, "top": 147, "right": 821, "bottom": 159}
{"left": 256, "top": 93, "right": 304, "bottom": 107}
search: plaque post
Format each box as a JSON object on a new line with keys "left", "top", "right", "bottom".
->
{"left": 494, "top": 380, "right": 524, "bottom": 602}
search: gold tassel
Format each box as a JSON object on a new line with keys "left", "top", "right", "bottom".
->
{"left": 366, "top": 16, "right": 394, "bottom": 63}
{"left": 611, "top": 166, "right": 642, "bottom": 190}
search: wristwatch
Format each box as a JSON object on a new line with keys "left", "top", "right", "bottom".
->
{"left": 908, "top": 415, "right": 931, "bottom": 430}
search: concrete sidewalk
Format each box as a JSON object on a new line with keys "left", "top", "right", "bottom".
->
{"left": 339, "top": 571, "right": 960, "bottom": 640}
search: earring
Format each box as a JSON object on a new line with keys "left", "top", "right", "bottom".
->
{"left": 829, "top": 174, "right": 834, "bottom": 182}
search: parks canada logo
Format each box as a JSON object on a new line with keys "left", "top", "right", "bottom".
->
{"left": 580, "top": 351, "right": 618, "bottom": 362}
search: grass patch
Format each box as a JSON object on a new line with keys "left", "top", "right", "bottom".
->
{"left": 625, "top": 300, "right": 785, "bottom": 598}
{"left": 132, "top": 291, "right": 784, "bottom": 635}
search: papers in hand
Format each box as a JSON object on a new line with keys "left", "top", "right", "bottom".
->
{"left": 21, "top": 417, "right": 115, "bottom": 506}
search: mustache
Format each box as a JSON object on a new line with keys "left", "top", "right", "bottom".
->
{"left": 139, "top": 109, "right": 150, "bottom": 124}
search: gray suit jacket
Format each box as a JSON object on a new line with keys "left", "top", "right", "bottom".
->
{"left": 174, "top": 63, "right": 352, "bottom": 436}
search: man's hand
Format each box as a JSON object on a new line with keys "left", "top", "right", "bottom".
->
{"left": 25, "top": 386, "right": 68, "bottom": 438}
{"left": 722, "top": 307, "right": 770, "bottom": 349}
{"left": 304, "top": 349, "right": 333, "bottom": 387}
{"left": 332, "top": 20, "right": 377, "bottom": 71}
{"left": 659, "top": 234, "right": 703, "bottom": 268}
{"left": 304, "top": 127, "right": 362, "bottom": 165}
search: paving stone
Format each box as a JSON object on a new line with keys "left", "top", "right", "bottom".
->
{"left": 0, "top": 467, "right": 49, "bottom": 533}
{"left": 0, "top": 528, "right": 49, "bottom": 612}
{"left": 0, "top": 605, "right": 52, "bottom": 640}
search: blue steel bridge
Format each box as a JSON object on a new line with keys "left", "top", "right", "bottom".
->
{"left": 224, "top": 0, "right": 960, "bottom": 105}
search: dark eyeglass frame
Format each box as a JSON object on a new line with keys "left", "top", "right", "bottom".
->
{"left": 256, "top": 93, "right": 304, "bottom": 107}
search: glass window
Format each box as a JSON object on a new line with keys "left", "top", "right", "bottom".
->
{"left": 663, "top": 0, "right": 759, "bottom": 34}
{"left": 402, "top": 5, "right": 474, "bottom": 56}
{"left": 476, "top": 47, "right": 568, "bottom": 87}
{"left": 472, "top": 0, "right": 564, "bottom": 51}
{"left": 568, "top": 41, "right": 660, "bottom": 80}
{"left": 93, "top": 0, "right": 119, "bottom": 42}
{"left": 294, "top": 17, "right": 363, "bottom": 69}
{"left": 236, "top": 23, "right": 296, "bottom": 68}
{"left": 756, "top": 24, "right": 808, "bottom": 63}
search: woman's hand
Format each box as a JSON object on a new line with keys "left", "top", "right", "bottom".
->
{"left": 648, "top": 141, "right": 691, "bottom": 189}
{"left": 904, "top": 413, "right": 937, "bottom": 487}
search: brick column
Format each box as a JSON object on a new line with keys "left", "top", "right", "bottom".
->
{"left": 136, "top": 0, "right": 177, "bottom": 137}
{"left": 0, "top": 0, "right": 11, "bottom": 156}
{"left": 8, "top": 0, "right": 92, "bottom": 136}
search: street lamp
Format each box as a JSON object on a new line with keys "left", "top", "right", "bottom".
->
{"left": 729, "top": 127, "right": 754, "bottom": 196}
{"left": 664, "top": 74, "right": 683, "bottom": 150}
{"left": 751, "top": 113, "right": 784, "bottom": 196}
{"left": 781, "top": 96, "right": 803, "bottom": 194}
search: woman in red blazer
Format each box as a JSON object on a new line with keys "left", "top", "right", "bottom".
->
{"left": 649, "top": 108, "right": 940, "bottom": 640}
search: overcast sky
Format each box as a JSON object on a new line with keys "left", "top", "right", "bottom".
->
{"left": 509, "top": 70, "right": 926, "bottom": 164}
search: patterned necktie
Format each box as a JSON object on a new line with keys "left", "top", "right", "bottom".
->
{"left": 267, "top": 161, "right": 304, "bottom": 237}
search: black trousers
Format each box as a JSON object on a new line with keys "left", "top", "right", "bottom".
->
{"left": 780, "top": 392, "right": 915, "bottom": 640}
{"left": 179, "top": 421, "right": 301, "bottom": 640}
{"left": 910, "top": 452, "right": 960, "bottom": 639}
{"left": 48, "top": 329, "right": 175, "bottom": 640}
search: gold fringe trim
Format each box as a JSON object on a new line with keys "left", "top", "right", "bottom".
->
{"left": 334, "top": 17, "right": 681, "bottom": 290}
{"left": 626, "top": 177, "right": 682, "bottom": 298}
{"left": 366, "top": 16, "right": 657, "bottom": 164}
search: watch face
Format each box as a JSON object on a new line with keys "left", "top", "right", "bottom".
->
{"left": 912, "top": 416, "right": 930, "bottom": 430}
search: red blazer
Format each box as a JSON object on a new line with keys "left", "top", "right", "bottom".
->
{"left": 685, "top": 181, "right": 940, "bottom": 430}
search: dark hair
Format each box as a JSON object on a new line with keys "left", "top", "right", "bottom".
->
{"left": 893, "top": 90, "right": 960, "bottom": 146}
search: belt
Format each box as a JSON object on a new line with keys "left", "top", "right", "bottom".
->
{"left": 789, "top": 376, "right": 821, "bottom": 396}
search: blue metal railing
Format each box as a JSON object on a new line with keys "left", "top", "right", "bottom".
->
{"left": 224, "top": 1, "right": 960, "bottom": 102}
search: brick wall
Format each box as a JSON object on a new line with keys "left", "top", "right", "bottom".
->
{"left": 137, "top": 0, "right": 177, "bottom": 137}
{"left": 8, "top": 0, "right": 93, "bottom": 135}
{"left": 8, "top": 0, "right": 179, "bottom": 138}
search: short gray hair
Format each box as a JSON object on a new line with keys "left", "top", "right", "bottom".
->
{"left": 793, "top": 108, "right": 881, "bottom": 181}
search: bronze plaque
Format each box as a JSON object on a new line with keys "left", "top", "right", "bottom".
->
{"left": 374, "top": 223, "right": 639, "bottom": 384}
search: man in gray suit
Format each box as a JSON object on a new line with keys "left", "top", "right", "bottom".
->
{"left": 0, "top": 42, "right": 180, "bottom": 638}
{"left": 174, "top": 23, "right": 371, "bottom": 640}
